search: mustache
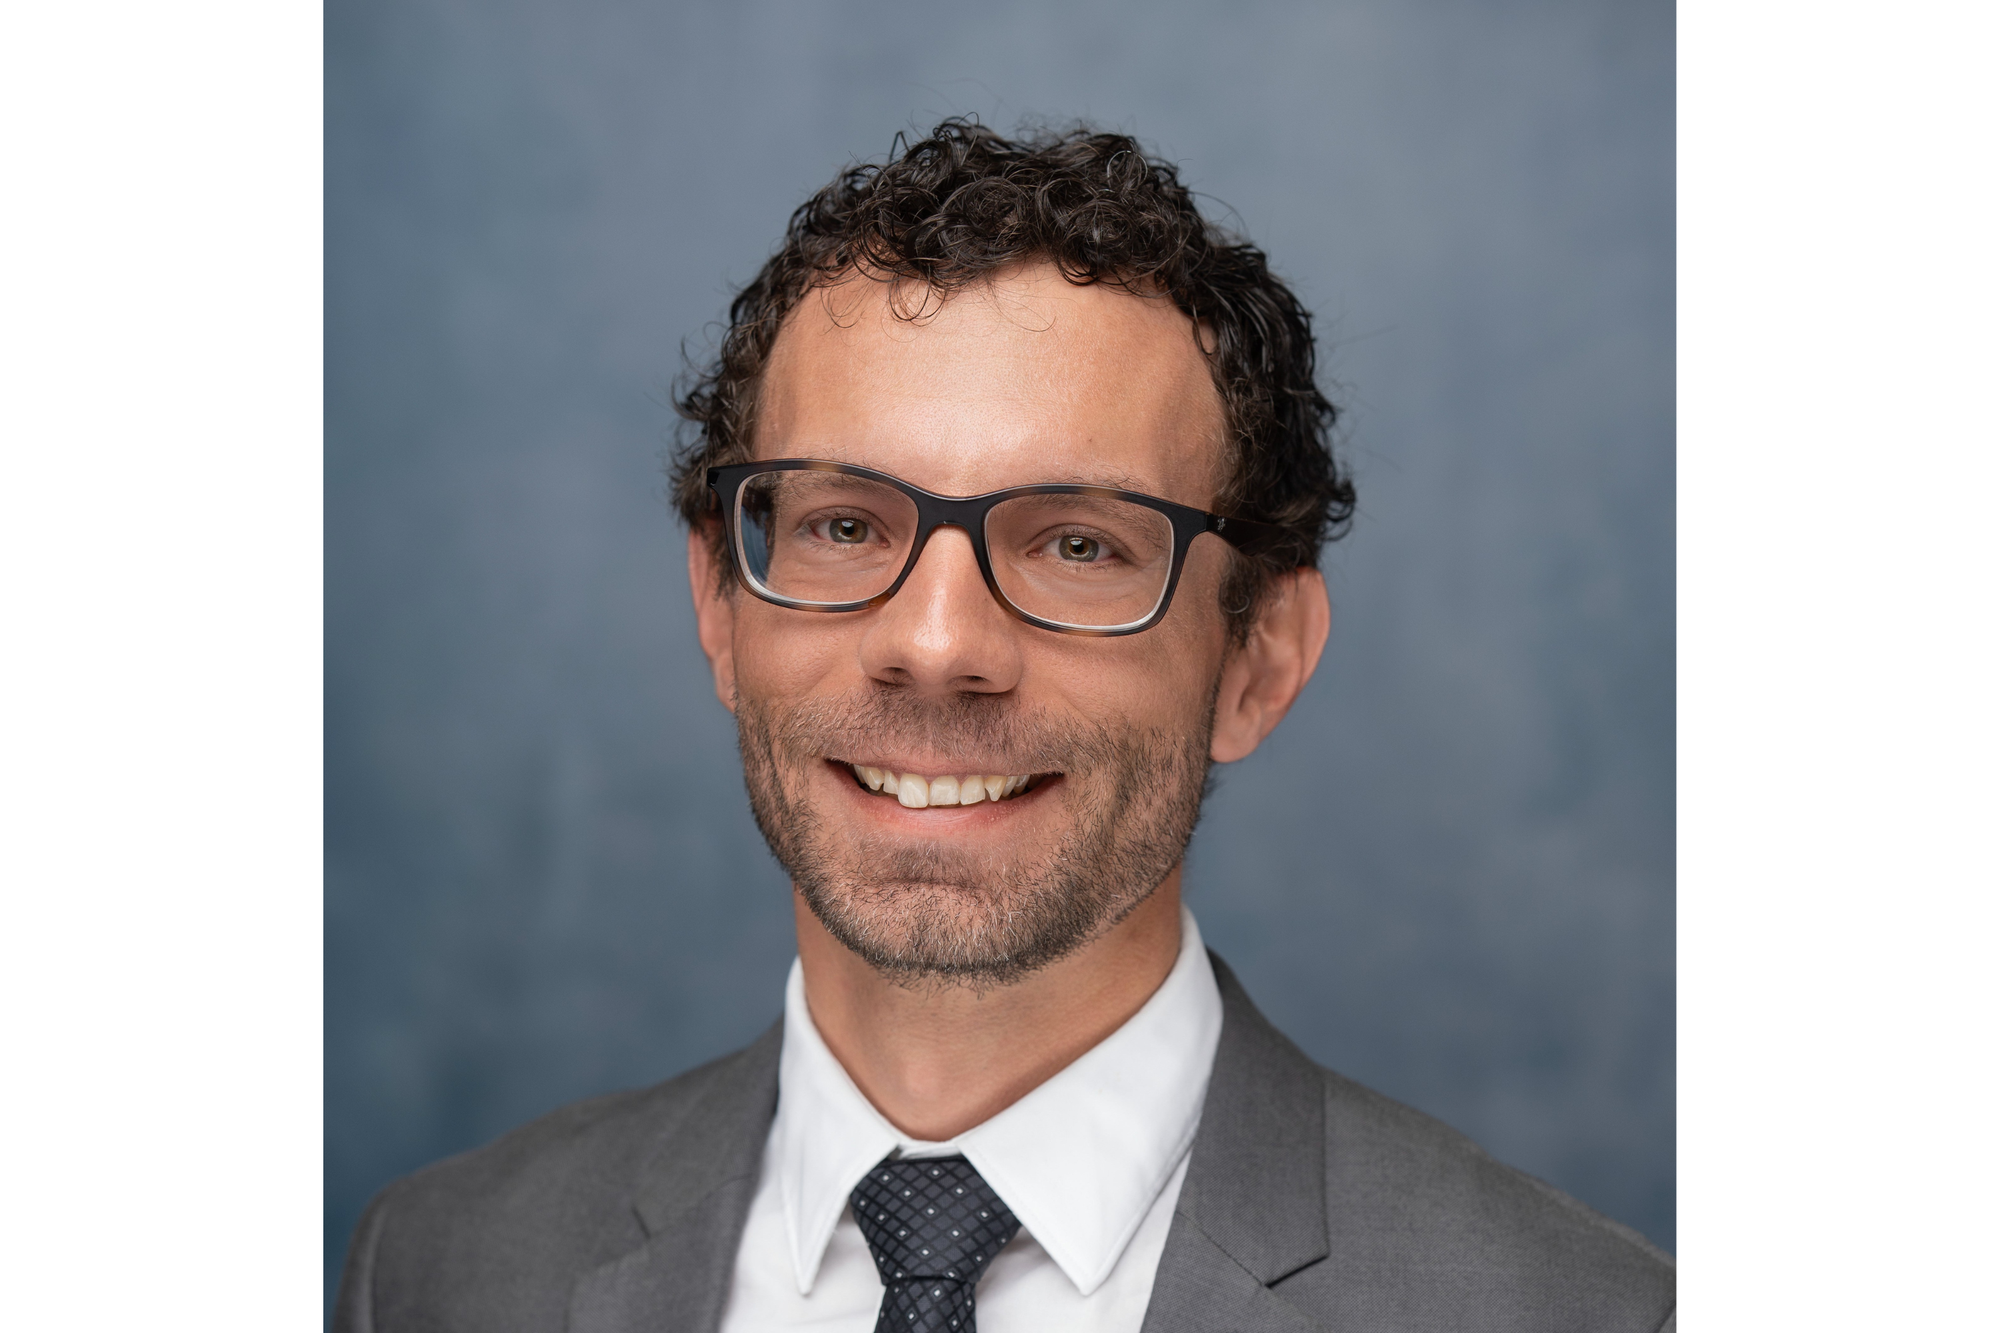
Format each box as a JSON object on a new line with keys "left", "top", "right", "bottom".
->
{"left": 741, "top": 684, "right": 1118, "bottom": 774}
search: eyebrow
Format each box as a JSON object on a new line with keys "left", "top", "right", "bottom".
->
{"left": 765, "top": 453, "right": 1166, "bottom": 498}
{"left": 943, "top": 470, "right": 1172, "bottom": 500}
{"left": 1041, "top": 469, "right": 1158, "bottom": 494}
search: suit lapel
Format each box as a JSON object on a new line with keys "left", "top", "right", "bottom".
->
{"left": 568, "top": 1023, "right": 782, "bottom": 1333}
{"left": 1140, "top": 954, "right": 1329, "bottom": 1332}
{"left": 1140, "top": 1222, "right": 1323, "bottom": 1333}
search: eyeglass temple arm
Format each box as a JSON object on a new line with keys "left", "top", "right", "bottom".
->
{"left": 1206, "top": 512, "right": 1306, "bottom": 563}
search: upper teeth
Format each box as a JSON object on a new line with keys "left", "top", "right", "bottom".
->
{"left": 850, "top": 765, "right": 1036, "bottom": 808}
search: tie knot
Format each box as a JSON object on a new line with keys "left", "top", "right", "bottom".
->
{"left": 850, "top": 1155, "right": 1021, "bottom": 1292}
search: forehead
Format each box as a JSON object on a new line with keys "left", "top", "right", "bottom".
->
{"left": 752, "top": 263, "right": 1227, "bottom": 505}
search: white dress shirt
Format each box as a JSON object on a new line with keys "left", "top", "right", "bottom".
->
{"left": 718, "top": 907, "right": 1224, "bottom": 1333}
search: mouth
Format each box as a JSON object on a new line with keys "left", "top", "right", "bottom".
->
{"left": 838, "top": 761, "right": 1055, "bottom": 809}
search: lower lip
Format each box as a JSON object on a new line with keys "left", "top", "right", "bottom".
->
{"left": 824, "top": 760, "right": 1059, "bottom": 822}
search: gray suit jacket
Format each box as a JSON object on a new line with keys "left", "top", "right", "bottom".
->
{"left": 336, "top": 956, "right": 1674, "bottom": 1332}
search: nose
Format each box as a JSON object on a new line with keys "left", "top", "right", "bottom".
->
{"left": 856, "top": 524, "right": 1024, "bottom": 697}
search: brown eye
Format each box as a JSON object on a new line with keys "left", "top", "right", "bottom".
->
{"left": 1059, "top": 535, "right": 1100, "bottom": 562}
{"left": 830, "top": 518, "right": 869, "bottom": 544}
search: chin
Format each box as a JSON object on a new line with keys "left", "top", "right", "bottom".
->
{"left": 795, "top": 861, "right": 1125, "bottom": 987}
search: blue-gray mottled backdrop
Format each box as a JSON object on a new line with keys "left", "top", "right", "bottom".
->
{"left": 326, "top": 0, "right": 1674, "bottom": 1312}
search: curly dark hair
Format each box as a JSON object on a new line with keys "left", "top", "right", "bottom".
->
{"left": 670, "top": 117, "right": 1354, "bottom": 638}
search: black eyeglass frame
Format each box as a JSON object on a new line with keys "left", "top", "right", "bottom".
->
{"left": 707, "top": 458, "right": 1293, "bottom": 637}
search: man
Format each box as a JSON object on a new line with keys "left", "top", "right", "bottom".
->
{"left": 335, "top": 120, "right": 1674, "bottom": 1332}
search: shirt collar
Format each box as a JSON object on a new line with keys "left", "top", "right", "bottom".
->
{"left": 772, "top": 907, "right": 1223, "bottom": 1298}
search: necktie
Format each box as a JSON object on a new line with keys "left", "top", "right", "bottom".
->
{"left": 850, "top": 1154, "right": 1022, "bottom": 1333}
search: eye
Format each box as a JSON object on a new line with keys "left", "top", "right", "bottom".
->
{"left": 820, "top": 516, "right": 871, "bottom": 544}
{"left": 1058, "top": 535, "right": 1101, "bottom": 562}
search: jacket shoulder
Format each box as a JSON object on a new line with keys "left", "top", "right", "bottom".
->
{"left": 1292, "top": 1065, "right": 1674, "bottom": 1331}
{"left": 334, "top": 1024, "right": 781, "bottom": 1333}
{"left": 1195, "top": 955, "right": 1672, "bottom": 1333}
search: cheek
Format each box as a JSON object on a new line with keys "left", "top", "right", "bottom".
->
{"left": 730, "top": 603, "right": 855, "bottom": 698}
{"left": 1158, "top": 545, "right": 1233, "bottom": 652}
{"left": 991, "top": 548, "right": 1233, "bottom": 725}
{"left": 1146, "top": 554, "right": 1234, "bottom": 715}
{"left": 1046, "top": 607, "right": 1226, "bottom": 729}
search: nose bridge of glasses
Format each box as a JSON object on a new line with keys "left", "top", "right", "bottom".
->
{"left": 876, "top": 516, "right": 1016, "bottom": 638}
{"left": 907, "top": 514, "right": 987, "bottom": 573}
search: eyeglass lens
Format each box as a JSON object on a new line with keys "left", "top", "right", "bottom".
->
{"left": 735, "top": 470, "right": 1178, "bottom": 630}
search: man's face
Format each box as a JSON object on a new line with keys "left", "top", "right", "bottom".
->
{"left": 715, "top": 264, "right": 1241, "bottom": 986}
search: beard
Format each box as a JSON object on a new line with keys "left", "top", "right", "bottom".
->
{"left": 735, "top": 681, "right": 1216, "bottom": 988}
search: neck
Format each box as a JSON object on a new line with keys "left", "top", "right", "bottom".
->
{"left": 794, "top": 870, "right": 1186, "bottom": 1142}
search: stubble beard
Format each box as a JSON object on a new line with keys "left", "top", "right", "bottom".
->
{"left": 735, "top": 682, "right": 1216, "bottom": 989}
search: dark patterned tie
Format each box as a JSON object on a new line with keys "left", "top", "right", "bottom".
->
{"left": 850, "top": 1154, "right": 1022, "bottom": 1333}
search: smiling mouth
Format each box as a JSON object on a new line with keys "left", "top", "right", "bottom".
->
{"left": 841, "top": 762, "right": 1053, "bottom": 809}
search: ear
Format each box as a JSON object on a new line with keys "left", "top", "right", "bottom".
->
{"left": 1210, "top": 566, "right": 1331, "bottom": 764}
{"left": 687, "top": 522, "right": 739, "bottom": 713}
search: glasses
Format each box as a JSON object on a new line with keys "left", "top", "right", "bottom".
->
{"left": 707, "top": 459, "right": 1289, "bottom": 636}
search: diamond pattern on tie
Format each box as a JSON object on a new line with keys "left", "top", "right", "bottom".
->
{"left": 850, "top": 1155, "right": 1021, "bottom": 1333}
